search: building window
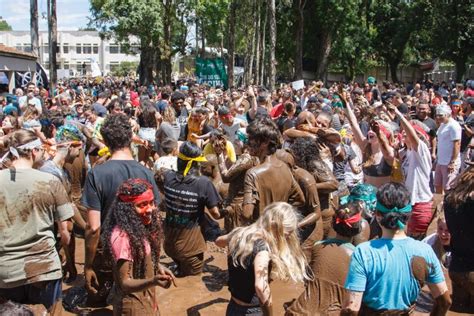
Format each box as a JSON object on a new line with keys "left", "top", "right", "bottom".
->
{"left": 43, "top": 44, "right": 49, "bottom": 54}
{"left": 15, "top": 45, "right": 23, "bottom": 51}
{"left": 93, "top": 44, "right": 99, "bottom": 54}
{"left": 23, "top": 44, "right": 32, "bottom": 52}
{"left": 83, "top": 44, "right": 92, "bottom": 54}
{"left": 109, "top": 62, "right": 119, "bottom": 72}
{"left": 63, "top": 62, "right": 69, "bottom": 70}
{"left": 76, "top": 44, "right": 82, "bottom": 54}
{"left": 109, "top": 44, "right": 119, "bottom": 54}
{"left": 63, "top": 43, "right": 69, "bottom": 54}
{"left": 130, "top": 45, "right": 140, "bottom": 54}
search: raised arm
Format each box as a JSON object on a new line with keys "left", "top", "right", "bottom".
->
{"left": 388, "top": 103, "right": 420, "bottom": 150}
{"left": 340, "top": 93, "right": 367, "bottom": 149}
{"left": 247, "top": 86, "right": 258, "bottom": 121}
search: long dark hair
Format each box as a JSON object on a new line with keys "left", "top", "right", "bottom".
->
{"left": 138, "top": 102, "right": 158, "bottom": 128}
{"left": 445, "top": 166, "right": 474, "bottom": 209}
{"left": 290, "top": 137, "right": 321, "bottom": 172}
{"left": 102, "top": 179, "right": 162, "bottom": 278}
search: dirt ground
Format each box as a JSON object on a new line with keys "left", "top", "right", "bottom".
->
{"left": 53, "top": 194, "right": 468, "bottom": 316}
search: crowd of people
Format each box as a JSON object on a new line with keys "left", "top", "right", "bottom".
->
{"left": 0, "top": 76, "right": 473, "bottom": 315}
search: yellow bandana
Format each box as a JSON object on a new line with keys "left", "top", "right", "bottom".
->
{"left": 178, "top": 153, "right": 207, "bottom": 176}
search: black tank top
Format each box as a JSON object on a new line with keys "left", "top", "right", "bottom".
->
{"left": 227, "top": 239, "right": 271, "bottom": 305}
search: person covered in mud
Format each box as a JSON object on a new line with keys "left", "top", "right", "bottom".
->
{"left": 162, "top": 141, "right": 222, "bottom": 277}
{"left": 243, "top": 118, "right": 304, "bottom": 223}
{"left": 216, "top": 202, "right": 309, "bottom": 316}
{"left": 200, "top": 154, "right": 229, "bottom": 200}
{"left": 290, "top": 137, "right": 338, "bottom": 239}
{"left": 275, "top": 148, "right": 323, "bottom": 257}
{"left": 82, "top": 114, "right": 160, "bottom": 304}
{"left": 342, "top": 182, "right": 451, "bottom": 315}
{"left": 0, "top": 129, "right": 73, "bottom": 314}
{"left": 102, "top": 178, "right": 175, "bottom": 315}
{"left": 213, "top": 129, "right": 259, "bottom": 232}
{"left": 285, "top": 202, "right": 363, "bottom": 315}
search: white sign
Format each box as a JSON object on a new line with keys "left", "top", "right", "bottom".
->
{"left": 292, "top": 79, "right": 304, "bottom": 91}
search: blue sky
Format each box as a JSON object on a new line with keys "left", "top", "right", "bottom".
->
{"left": 0, "top": 0, "right": 91, "bottom": 31}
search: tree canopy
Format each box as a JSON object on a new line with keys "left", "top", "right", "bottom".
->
{"left": 89, "top": 0, "right": 474, "bottom": 84}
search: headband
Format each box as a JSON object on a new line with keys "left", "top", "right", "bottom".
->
{"left": 376, "top": 202, "right": 412, "bottom": 214}
{"left": 178, "top": 152, "right": 207, "bottom": 176}
{"left": 118, "top": 188, "right": 154, "bottom": 204}
{"left": 221, "top": 114, "right": 233, "bottom": 120}
{"left": 335, "top": 210, "right": 362, "bottom": 228}
{"left": 348, "top": 195, "right": 376, "bottom": 204}
{"left": 0, "top": 138, "right": 42, "bottom": 162}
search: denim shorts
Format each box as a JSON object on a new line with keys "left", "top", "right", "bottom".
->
{"left": 225, "top": 299, "right": 263, "bottom": 316}
{"left": 0, "top": 278, "right": 62, "bottom": 310}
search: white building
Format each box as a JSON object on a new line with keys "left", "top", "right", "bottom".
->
{"left": 0, "top": 31, "right": 140, "bottom": 75}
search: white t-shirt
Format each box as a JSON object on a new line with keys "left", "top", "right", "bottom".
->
{"left": 154, "top": 156, "right": 177, "bottom": 172}
{"left": 345, "top": 142, "right": 363, "bottom": 187}
{"left": 220, "top": 117, "right": 245, "bottom": 143}
{"left": 436, "top": 118, "right": 462, "bottom": 165}
{"left": 402, "top": 141, "right": 433, "bottom": 204}
{"left": 19, "top": 96, "right": 42, "bottom": 114}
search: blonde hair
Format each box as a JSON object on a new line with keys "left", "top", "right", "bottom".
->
{"left": 228, "top": 202, "right": 309, "bottom": 283}
{"left": 162, "top": 106, "right": 176, "bottom": 123}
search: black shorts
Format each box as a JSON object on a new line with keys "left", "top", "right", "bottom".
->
{"left": 0, "top": 278, "right": 62, "bottom": 310}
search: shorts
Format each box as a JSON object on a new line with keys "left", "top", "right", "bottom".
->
{"left": 449, "top": 270, "right": 474, "bottom": 313}
{"left": 171, "top": 253, "right": 204, "bottom": 277}
{"left": 407, "top": 201, "right": 433, "bottom": 237}
{"left": 0, "top": 279, "right": 62, "bottom": 310}
{"left": 434, "top": 163, "right": 459, "bottom": 190}
{"left": 226, "top": 299, "right": 262, "bottom": 316}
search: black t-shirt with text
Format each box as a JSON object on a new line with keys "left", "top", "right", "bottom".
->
{"left": 82, "top": 160, "right": 160, "bottom": 223}
{"left": 163, "top": 170, "right": 220, "bottom": 229}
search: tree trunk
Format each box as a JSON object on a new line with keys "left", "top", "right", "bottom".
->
{"left": 455, "top": 56, "right": 467, "bottom": 82}
{"left": 201, "top": 19, "right": 206, "bottom": 57}
{"left": 315, "top": 31, "right": 331, "bottom": 80}
{"left": 268, "top": 0, "right": 276, "bottom": 90}
{"left": 389, "top": 59, "right": 399, "bottom": 83}
{"left": 47, "top": 0, "right": 57, "bottom": 90}
{"left": 254, "top": 1, "right": 261, "bottom": 85}
{"left": 293, "top": 0, "right": 305, "bottom": 80}
{"left": 260, "top": 0, "right": 267, "bottom": 86}
{"left": 139, "top": 43, "right": 154, "bottom": 86}
{"left": 227, "top": 0, "right": 237, "bottom": 88}
{"left": 30, "top": 0, "right": 40, "bottom": 59}
{"left": 247, "top": 1, "right": 257, "bottom": 85}
{"left": 162, "top": 0, "right": 173, "bottom": 85}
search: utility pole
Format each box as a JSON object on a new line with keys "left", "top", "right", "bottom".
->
{"left": 30, "top": 0, "right": 40, "bottom": 60}
{"left": 47, "top": 0, "right": 57, "bottom": 93}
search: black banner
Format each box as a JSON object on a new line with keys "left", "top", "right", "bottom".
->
{"left": 15, "top": 62, "right": 49, "bottom": 89}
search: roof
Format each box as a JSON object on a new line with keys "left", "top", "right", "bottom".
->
{"left": 0, "top": 44, "right": 37, "bottom": 60}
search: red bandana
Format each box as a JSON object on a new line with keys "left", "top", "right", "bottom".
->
{"left": 335, "top": 211, "right": 362, "bottom": 228}
{"left": 118, "top": 189, "right": 154, "bottom": 204}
